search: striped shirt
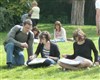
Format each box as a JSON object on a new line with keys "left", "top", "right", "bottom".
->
{"left": 43, "top": 47, "right": 50, "bottom": 57}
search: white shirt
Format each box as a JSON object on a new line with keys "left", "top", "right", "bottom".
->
{"left": 95, "top": 0, "right": 100, "bottom": 9}
{"left": 31, "top": 6, "right": 40, "bottom": 19}
{"left": 54, "top": 27, "right": 67, "bottom": 41}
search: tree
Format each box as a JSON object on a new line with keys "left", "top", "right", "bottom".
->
{"left": 71, "top": 0, "right": 85, "bottom": 25}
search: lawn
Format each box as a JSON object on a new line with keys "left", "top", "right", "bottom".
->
{"left": 0, "top": 24, "right": 100, "bottom": 80}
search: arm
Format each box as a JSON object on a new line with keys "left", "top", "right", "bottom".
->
{"left": 35, "top": 43, "right": 43, "bottom": 56}
{"left": 90, "top": 40, "right": 98, "bottom": 62}
{"left": 67, "top": 43, "right": 76, "bottom": 59}
{"left": 29, "top": 43, "right": 43, "bottom": 60}
{"left": 61, "top": 28, "right": 67, "bottom": 40}
{"left": 27, "top": 32, "right": 34, "bottom": 59}
{"left": 49, "top": 43, "right": 60, "bottom": 61}
{"left": 7, "top": 25, "right": 22, "bottom": 47}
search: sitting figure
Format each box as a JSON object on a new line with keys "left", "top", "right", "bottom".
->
{"left": 27, "top": 31, "right": 60, "bottom": 68}
{"left": 53, "top": 21, "right": 67, "bottom": 42}
{"left": 32, "top": 27, "right": 41, "bottom": 43}
{"left": 58, "top": 28, "right": 99, "bottom": 70}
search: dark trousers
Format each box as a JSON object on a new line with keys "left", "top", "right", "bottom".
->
{"left": 31, "top": 19, "right": 39, "bottom": 27}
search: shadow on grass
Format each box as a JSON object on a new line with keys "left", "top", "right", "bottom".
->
{"left": 0, "top": 65, "right": 17, "bottom": 70}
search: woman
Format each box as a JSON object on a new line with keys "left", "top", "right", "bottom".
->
{"left": 58, "top": 28, "right": 99, "bottom": 70}
{"left": 32, "top": 27, "right": 41, "bottom": 43}
{"left": 54, "top": 21, "right": 67, "bottom": 42}
{"left": 27, "top": 31, "right": 60, "bottom": 68}
{"left": 29, "top": 1, "right": 40, "bottom": 27}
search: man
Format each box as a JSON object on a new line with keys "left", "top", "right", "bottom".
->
{"left": 95, "top": 0, "right": 100, "bottom": 51}
{"left": 4, "top": 19, "right": 34, "bottom": 68}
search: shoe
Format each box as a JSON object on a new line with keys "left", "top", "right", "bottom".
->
{"left": 7, "top": 63, "right": 13, "bottom": 69}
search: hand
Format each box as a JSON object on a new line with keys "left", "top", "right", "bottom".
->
{"left": 29, "top": 54, "right": 36, "bottom": 60}
{"left": 21, "top": 42, "right": 28, "bottom": 48}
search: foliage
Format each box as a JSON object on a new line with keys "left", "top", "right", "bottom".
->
{"left": 39, "top": 0, "right": 71, "bottom": 24}
{"left": 0, "top": 0, "right": 97, "bottom": 31}
{"left": 0, "top": 7, "right": 14, "bottom": 31}
{"left": 0, "top": 0, "right": 34, "bottom": 31}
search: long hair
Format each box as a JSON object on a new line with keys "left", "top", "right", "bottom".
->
{"left": 32, "top": 27, "right": 40, "bottom": 39}
{"left": 39, "top": 31, "right": 51, "bottom": 41}
{"left": 73, "top": 28, "right": 86, "bottom": 41}
{"left": 54, "top": 21, "right": 62, "bottom": 31}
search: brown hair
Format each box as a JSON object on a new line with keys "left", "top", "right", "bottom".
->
{"left": 73, "top": 28, "right": 86, "bottom": 41}
{"left": 23, "top": 19, "right": 32, "bottom": 26}
{"left": 39, "top": 31, "right": 51, "bottom": 41}
{"left": 54, "top": 21, "right": 62, "bottom": 31}
{"left": 32, "top": 27, "right": 40, "bottom": 39}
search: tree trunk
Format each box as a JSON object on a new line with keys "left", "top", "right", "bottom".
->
{"left": 71, "top": 0, "right": 85, "bottom": 25}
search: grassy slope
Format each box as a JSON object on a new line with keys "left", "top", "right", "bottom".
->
{"left": 0, "top": 24, "right": 100, "bottom": 80}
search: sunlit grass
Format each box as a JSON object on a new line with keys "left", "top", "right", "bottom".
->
{"left": 0, "top": 24, "right": 100, "bottom": 80}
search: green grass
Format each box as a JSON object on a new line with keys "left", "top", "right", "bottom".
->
{"left": 0, "top": 24, "right": 100, "bottom": 80}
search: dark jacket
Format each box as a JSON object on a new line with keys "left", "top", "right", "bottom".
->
{"left": 35, "top": 42, "right": 60, "bottom": 62}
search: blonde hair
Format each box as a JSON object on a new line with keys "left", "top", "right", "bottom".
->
{"left": 32, "top": 1, "right": 38, "bottom": 6}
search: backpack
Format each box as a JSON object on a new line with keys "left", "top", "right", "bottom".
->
{"left": 15, "top": 28, "right": 31, "bottom": 43}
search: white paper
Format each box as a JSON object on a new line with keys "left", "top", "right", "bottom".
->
{"left": 59, "top": 58, "right": 81, "bottom": 66}
{"left": 28, "top": 58, "right": 46, "bottom": 65}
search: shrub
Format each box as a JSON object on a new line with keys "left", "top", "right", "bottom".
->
{"left": 0, "top": 7, "right": 14, "bottom": 31}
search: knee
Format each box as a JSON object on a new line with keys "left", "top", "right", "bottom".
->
{"left": 79, "top": 61, "right": 93, "bottom": 68}
{"left": 5, "top": 43, "right": 14, "bottom": 49}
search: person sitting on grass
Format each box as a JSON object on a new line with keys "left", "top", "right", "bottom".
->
{"left": 58, "top": 28, "right": 99, "bottom": 70}
{"left": 27, "top": 31, "right": 60, "bottom": 68}
{"left": 53, "top": 21, "right": 67, "bottom": 42}
{"left": 32, "top": 27, "right": 41, "bottom": 43}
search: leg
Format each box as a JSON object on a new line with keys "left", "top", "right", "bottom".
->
{"left": 5, "top": 43, "right": 15, "bottom": 64}
{"left": 14, "top": 48, "right": 24, "bottom": 66}
{"left": 58, "top": 61, "right": 79, "bottom": 70}
{"left": 77, "top": 58, "right": 93, "bottom": 68}
{"left": 35, "top": 19, "right": 39, "bottom": 26}
{"left": 31, "top": 19, "right": 36, "bottom": 27}
{"left": 47, "top": 58, "right": 56, "bottom": 64}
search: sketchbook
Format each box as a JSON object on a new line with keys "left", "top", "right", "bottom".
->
{"left": 28, "top": 58, "right": 46, "bottom": 65}
{"left": 59, "top": 58, "right": 81, "bottom": 66}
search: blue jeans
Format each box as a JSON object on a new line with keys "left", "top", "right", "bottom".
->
{"left": 5, "top": 42, "right": 24, "bottom": 65}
